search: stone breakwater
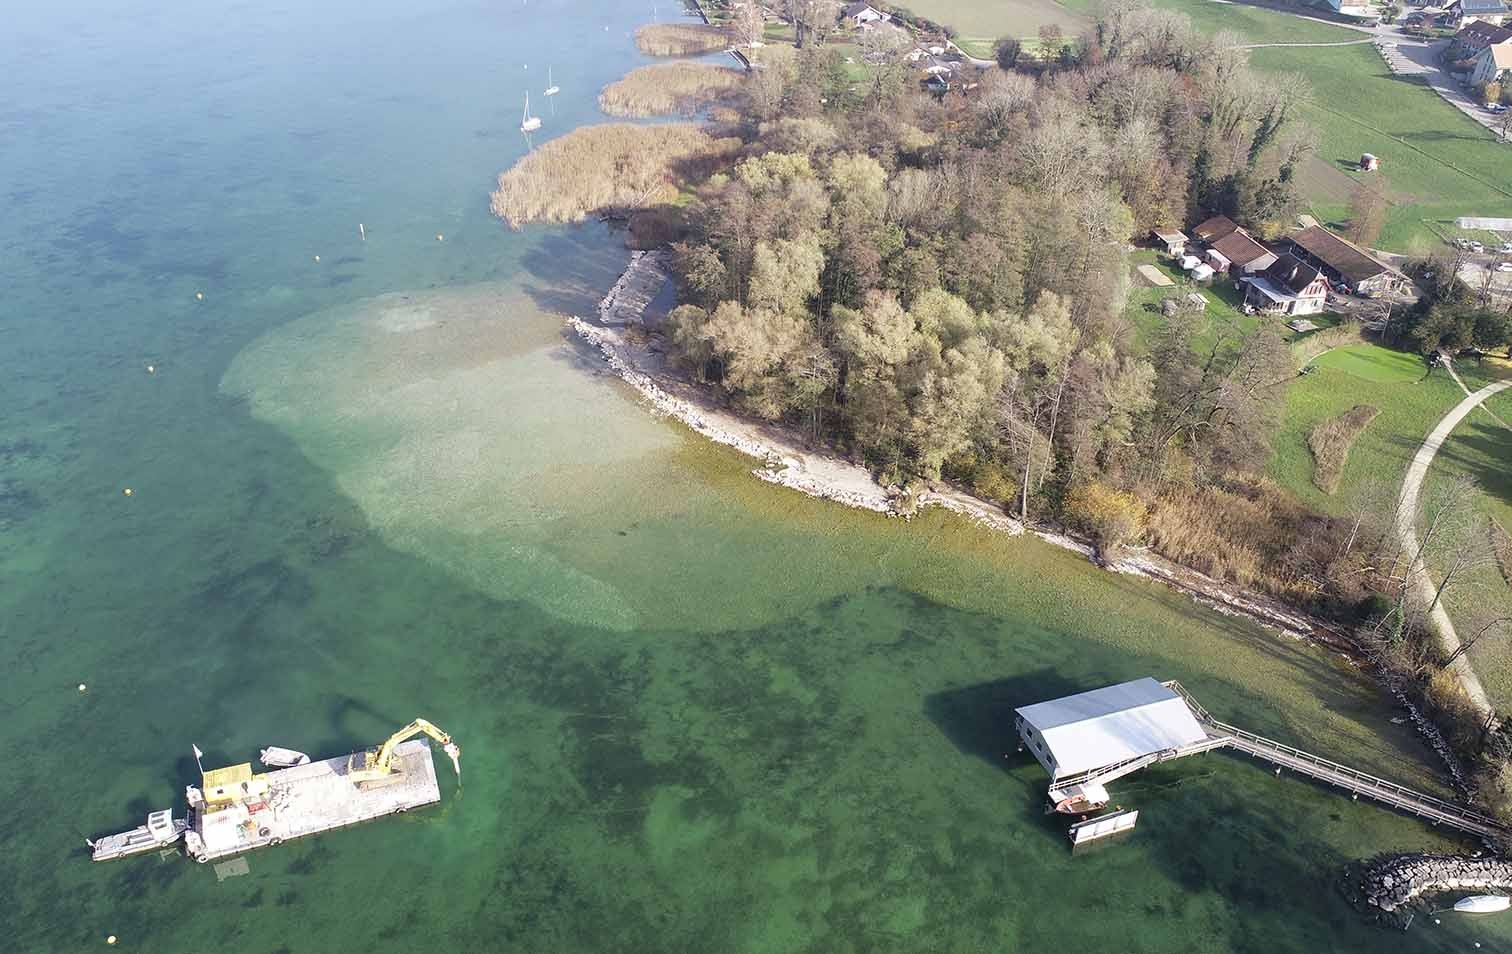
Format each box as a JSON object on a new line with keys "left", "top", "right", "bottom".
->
{"left": 1342, "top": 853, "right": 1512, "bottom": 925}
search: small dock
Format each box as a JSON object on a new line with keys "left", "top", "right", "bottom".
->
{"left": 1019, "top": 679, "right": 1510, "bottom": 842}
{"left": 185, "top": 739, "right": 440, "bottom": 863}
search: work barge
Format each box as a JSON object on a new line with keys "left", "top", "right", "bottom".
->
{"left": 90, "top": 719, "right": 460, "bottom": 864}
{"left": 1015, "top": 678, "right": 1510, "bottom": 846}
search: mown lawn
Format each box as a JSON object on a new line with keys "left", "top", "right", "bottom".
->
{"left": 1249, "top": 44, "right": 1512, "bottom": 254}
{"left": 1267, "top": 344, "right": 1469, "bottom": 512}
{"left": 1121, "top": 251, "right": 1264, "bottom": 353}
{"left": 1056, "top": 0, "right": 1362, "bottom": 43}
{"left": 897, "top": 0, "right": 1087, "bottom": 38}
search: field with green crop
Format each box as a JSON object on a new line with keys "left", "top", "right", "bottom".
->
{"left": 897, "top": 0, "right": 1087, "bottom": 39}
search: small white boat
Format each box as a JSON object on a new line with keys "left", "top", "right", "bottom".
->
{"left": 544, "top": 67, "right": 560, "bottom": 97}
{"left": 259, "top": 746, "right": 311, "bottom": 767}
{"left": 89, "top": 810, "right": 187, "bottom": 862}
{"left": 1454, "top": 895, "right": 1511, "bottom": 914}
{"left": 521, "top": 92, "right": 542, "bottom": 132}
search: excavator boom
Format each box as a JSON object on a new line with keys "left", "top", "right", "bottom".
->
{"left": 347, "top": 718, "right": 461, "bottom": 785}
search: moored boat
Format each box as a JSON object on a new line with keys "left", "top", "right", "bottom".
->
{"left": 259, "top": 746, "right": 311, "bottom": 767}
{"left": 1454, "top": 895, "right": 1511, "bottom": 914}
{"left": 89, "top": 810, "right": 187, "bottom": 862}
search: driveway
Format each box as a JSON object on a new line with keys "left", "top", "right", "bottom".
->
{"left": 1393, "top": 37, "right": 1510, "bottom": 136}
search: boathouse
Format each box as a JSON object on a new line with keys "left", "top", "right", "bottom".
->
{"left": 1014, "top": 678, "right": 1208, "bottom": 783}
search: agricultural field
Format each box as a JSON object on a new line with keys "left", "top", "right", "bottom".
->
{"left": 1055, "top": 0, "right": 1360, "bottom": 43}
{"left": 896, "top": 0, "right": 1087, "bottom": 42}
{"left": 1250, "top": 44, "right": 1512, "bottom": 254}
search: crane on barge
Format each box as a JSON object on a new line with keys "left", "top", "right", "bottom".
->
{"left": 348, "top": 718, "right": 461, "bottom": 786}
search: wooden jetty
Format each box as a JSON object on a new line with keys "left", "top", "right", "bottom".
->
{"left": 1021, "top": 679, "right": 1510, "bottom": 841}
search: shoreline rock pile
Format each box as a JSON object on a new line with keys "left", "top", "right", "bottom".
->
{"left": 1341, "top": 852, "right": 1512, "bottom": 927}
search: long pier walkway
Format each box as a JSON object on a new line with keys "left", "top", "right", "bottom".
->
{"left": 1057, "top": 682, "right": 1510, "bottom": 841}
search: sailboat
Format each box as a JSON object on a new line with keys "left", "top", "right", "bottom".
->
{"left": 544, "top": 67, "right": 560, "bottom": 97}
{"left": 520, "top": 91, "right": 541, "bottom": 132}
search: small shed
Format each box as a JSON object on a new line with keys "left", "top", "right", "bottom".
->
{"left": 1360, "top": 152, "right": 1380, "bottom": 171}
{"left": 1205, "top": 248, "right": 1231, "bottom": 272}
{"left": 1152, "top": 228, "right": 1190, "bottom": 257}
{"left": 1191, "top": 262, "right": 1216, "bottom": 282}
{"left": 1015, "top": 678, "right": 1208, "bottom": 783}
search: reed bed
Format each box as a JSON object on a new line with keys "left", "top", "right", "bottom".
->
{"left": 1306, "top": 404, "right": 1380, "bottom": 494}
{"left": 598, "top": 63, "right": 745, "bottom": 118}
{"left": 634, "top": 23, "right": 732, "bottom": 56}
{"left": 490, "top": 124, "right": 732, "bottom": 229}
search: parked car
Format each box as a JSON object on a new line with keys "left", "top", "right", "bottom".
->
{"left": 1499, "top": 241, "right": 1512, "bottom": 253}
{"left": 1497, "top": 261, "right": 1512, "bottom": 272}
{"left": 1469, "top": 240, "right": 1485, "bottom": 252}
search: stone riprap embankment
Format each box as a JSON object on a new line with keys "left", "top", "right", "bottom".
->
{"left": 1342, "top": 853, "right": 1512, "bottom": 926}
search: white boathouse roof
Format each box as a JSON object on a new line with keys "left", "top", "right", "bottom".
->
{"left": 1015, "top": 678, "right": 1208, "bottom": 777}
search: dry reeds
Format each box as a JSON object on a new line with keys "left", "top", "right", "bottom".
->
{"left": 1307, "top": 404, "right": 1380, "bottom": 494}
{"left": 598, "top": 63, "right": 745, "bottom": 118}
{"left": 634, "top": 23, "right": 732, "bottom": 56}
{"left": 490, "top": 124, "right": 732, "bottom": 229}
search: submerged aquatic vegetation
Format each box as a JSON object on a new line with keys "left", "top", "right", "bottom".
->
{"left": 598, "top": 62, "right": 745, "bottom": 118}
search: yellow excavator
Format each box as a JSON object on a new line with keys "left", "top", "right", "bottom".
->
{"left": 347, "top": 718, "right": 461, "bottom": 787}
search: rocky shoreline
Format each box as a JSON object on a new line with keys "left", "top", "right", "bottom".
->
{"left": 1343, "top": 853, "right": 1512, "bottom": 927}
{"left": 567, "top": 254, "right": 1474, "bottom": 797}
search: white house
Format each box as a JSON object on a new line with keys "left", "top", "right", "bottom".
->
{"left": 841, "top": 2, "right": 889, "bottom": 26}
{"left": 1472, "top": 42, "right": 1512, "bottom": 83}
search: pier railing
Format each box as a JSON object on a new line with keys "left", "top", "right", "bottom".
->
{"left": 1049, "top": 681, "right": 1511, "bottom": 840}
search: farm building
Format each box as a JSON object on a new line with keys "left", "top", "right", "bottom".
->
{"left": 1284, "top": 225, "right": 1404, "bottom": 297}
{"left": 1014, "top": 678, "right": 1209, "bottom": 784}
{"left": 1446, "top": 0, "right": 1510, "bottom": 27}
{"left": 1151, "top": 228, "right": 1189, "bottom": 256}
{"left": 1471, "top": 42, "right": 1512, "bottom": 83}
{"left": 1192, "top": 214, "right": 1241, "bottom": 244}
{"left": 1241, "top": 254, "right": 1328, "bottom": 316}
{"left": 1359, "top": 153, "right": 1380, "bottom": 171}
{"left": 1209, "top": 229, "right": 1277, "bottom": 275}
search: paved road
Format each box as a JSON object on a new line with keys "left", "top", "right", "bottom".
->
{"left": 1395, "top": 37, "right": 1510, "bottom": 136}
{"left": 1394, "top": 376, "right": 1512, "bottom": 716}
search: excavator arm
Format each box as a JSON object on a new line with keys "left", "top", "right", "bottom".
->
{"left": 349, "top": 718, "right": 462, "bottom": 784}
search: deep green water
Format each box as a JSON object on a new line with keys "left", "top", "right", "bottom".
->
{"left": 4, "top": 1, "right": 1511, "bottom": 951}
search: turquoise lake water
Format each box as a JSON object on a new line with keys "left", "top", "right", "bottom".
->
{"left": 4, "top": 0, "right": 1512, "bottom": 950}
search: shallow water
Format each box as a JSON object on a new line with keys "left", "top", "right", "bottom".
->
{"left": 3, "top": 1, "right": 1510, "bottom": 951}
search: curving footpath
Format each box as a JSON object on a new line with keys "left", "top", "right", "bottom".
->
{"left": 1395, "top": 378, "right": 1512, "bottom": 715}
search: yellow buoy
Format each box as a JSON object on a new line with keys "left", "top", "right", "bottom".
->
{"left": 313, "top": 255, "right": 320, "bottom": 263}
{"left": 195, "top": 292, "right": 204, "bottom": 301}
{"left": 146, "top": 364, "right": 156, "bottom": 375}
{"left": 78, "top": 683, "right": 87, "bottom": 692}
{"left": 436, "top": 233, "right": 444, "bottom": 242}
{"left": 122, "top": 488, "right": 133, "bottom": 497}
{"left": 106, "top": 936, "right": 117, "bottom": 945}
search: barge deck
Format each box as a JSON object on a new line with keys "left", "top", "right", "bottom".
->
{"left": 184, "top": 738, "right": 441, "bottom": 863}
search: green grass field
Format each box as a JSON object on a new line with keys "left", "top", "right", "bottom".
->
{"left": 1268, "top": 344, "right": 1472, "bottom": 513}
{"left": 897, "top": 0, "right": 1087, "bottom": 39}
{"left": 1122, "top": 252, "right": 1265, "bottom": 352}
{"left": 1249, "top": 45, "right": 1512, "bottom": 253}
{"left": 1055, "top": 0, "right": 1361, "bottom": 42}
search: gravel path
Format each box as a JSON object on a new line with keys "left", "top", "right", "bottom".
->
{"left": 1395, "top": 377, "right": 1512, "bottom": 714}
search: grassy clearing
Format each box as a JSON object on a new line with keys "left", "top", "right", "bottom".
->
{"left": 1268, "top": 344, "right": 1468, "bottom": 513}
{"left": 896, "top": 0, "right": 1089, "bottom": 36}
{"left": 1056, "top": 0, "right": 1359, "bottom": 43}
{"left": 598, "top": 62, "right": 745, "bottom": 118}
{"left": 1307, "top": 404, "right": 1380, "bottom": 494}
{"left": 1121, "top": 251, "right": 1260, "bottom": 353}
{"left": 1425, "top": 389, "right": 1512, "bottom": 704}
{"left": 1249, "top": 44, "right": 1512, "bottom": 254}
{"left": 634, "top": 23, "right": 732, "bottom": 56}
{"left": 491, "top": 124, "right": 732, "bottom": 229}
